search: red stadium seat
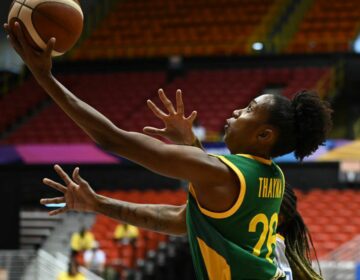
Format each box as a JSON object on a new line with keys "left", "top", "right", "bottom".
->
{"left": 71, "top": 0, "right": 276, "bottom": 59}
{"left": 287, "top": 0, "right": 360, "bottom": 53}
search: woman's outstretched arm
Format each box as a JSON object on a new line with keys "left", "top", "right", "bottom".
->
{"left": 41, "top": 165, "right": 187, "bottom": 236}
{"left": 3, "top": 22, "right": 231, "bottom": 189}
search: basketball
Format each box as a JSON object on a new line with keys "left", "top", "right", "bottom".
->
{"left": 8, "top": 0, "right": 83, "bottom": 57}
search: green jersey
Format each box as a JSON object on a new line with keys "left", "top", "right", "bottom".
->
{"left": 186, "top": 154, "right": 286, "bottom": 280}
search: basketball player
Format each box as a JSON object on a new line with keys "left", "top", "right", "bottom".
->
{"left": 144, "top": 92, "right": 323, "bottom": 280}
{"left": 4, "top": 23, "right": 331, "bottom": 279}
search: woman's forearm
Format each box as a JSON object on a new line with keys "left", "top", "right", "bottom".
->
{"left": 94, "top": 194, "right": 187, "bottom": 236}
{"left": 34, "top": 74, "right": 227, "bottom": 187}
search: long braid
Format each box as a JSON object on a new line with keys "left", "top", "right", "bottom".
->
{"left": 278, "top": 186, "right": 323, "bottom": 280}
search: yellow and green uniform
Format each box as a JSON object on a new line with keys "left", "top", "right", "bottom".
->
{"left": 186, "top": 154, "right": 286, "bottom": 280}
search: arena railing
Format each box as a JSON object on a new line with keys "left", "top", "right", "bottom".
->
{"left": 0, "top": 249, "right": 102, "bottom": 280}
{"left": 319, "top": 234, "right": 360, "bottom": 280}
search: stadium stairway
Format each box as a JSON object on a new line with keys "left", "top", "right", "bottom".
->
{"left": 19, "top": 210, "right": 63, "bottom": 250}
{"left": 245, "top": 0, "right": 289, "bottom": 54}
{"left": 7, "top": 211, "right": 98, "bottom": 280}
{"left": 22, "top": 249, "right": 102, "bottom": 280}
{"left": 271, "top": 0, "right": 313, "bottom": 53}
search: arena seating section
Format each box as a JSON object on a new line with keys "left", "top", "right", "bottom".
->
{"left": 69, "top": 0, "right": 360, "bottom": 59}
{"left": 296, "top": 189, "right": 360, "bottom": 258}
{"left": 72, "top": 0, "right": 276, "bottom": 59}
{"left": 87, "top": 188, "right": 360, "bottom": 274}
{"left": 0, "top": 79, "right": 47, "bottom": 132}
{"left": 0, "top": 72, "right": 166, "bottom": 144}
{"left": 1, "top": 66, "right": 333, "bottom": 144}
{"left": 287, "top": 0, "right": 360, "bottom": 53}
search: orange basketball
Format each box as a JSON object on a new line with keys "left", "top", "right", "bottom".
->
{"left": 8, "top": 0, "right": 83, "bottom": 57}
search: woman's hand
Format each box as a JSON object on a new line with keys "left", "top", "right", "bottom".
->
{"left": 3, "top": 21, "right": 55, "bottom": 79}
{"left": 144, "top": 89, "right": 197, "bottom": 145}
{"left": 40, "top": 165, "right": 99, "bottom": 216}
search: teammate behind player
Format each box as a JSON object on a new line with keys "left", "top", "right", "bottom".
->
{"left": 4, "top": 23, "right": 331, "bottom": 279}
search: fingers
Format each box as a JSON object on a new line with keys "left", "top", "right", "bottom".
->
{"left": 40, "top": 197, "right": 65, "bottom": 205}
{"left": 44, "top": 37, "right": 56, "bottom": 57}
{"left": 147, "top": 99, "right": 167, "bottom": 119}
{"left": 54, "top": 164, "right": 72, "bottom": 185}
{"left": 7, "top": 21, "right": 40, "bottom": 57}
{"left": 143, "top": 126, "right": 166, "bottom": 136}
{"left": 6, "top": 33, "right": 22, "bottom": 54}
{"left": 187, "top": 111, "right": 197, "bottom": 123}
{"left": 72, "top": 167, "right": 85, "bottom": 185}
{"left": 4, "top": 23, "right": 23, "bottom": 55}
{"left": 43, "top": 178, "right": 67, "bottom": 193}
{"left": 176, "top": 89, "right": 184, "bottom": 115}
{"left": 12, "top": 21, "right": 28, "bottom": 50}
{"left": 48, "top": 207, "right": 68, "bottom": 216}
{"left": 158, "top": 89, "right": 176, "bottom": 115}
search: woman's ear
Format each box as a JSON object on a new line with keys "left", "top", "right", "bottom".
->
{"left": 258, "top": 128, "right": 274, "bottom": 143}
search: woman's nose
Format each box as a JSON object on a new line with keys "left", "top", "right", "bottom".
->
{"left": 232, "top": 109, "right": 241, "bottom": 117}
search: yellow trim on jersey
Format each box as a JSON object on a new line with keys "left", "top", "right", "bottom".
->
{"left": 189, "top": 184, "right": 196, "bottom": 197}
{"left": 237, "top": 154, "right": 272, "bottom": 166}
{"left": 188, "top": 155, "right": 246, "bottom": 219}
{"left": 197, "top": 237, "right": 231, "bottom": 280}
{"left": 276, "top": 233, "right": 285, "bottom": 241}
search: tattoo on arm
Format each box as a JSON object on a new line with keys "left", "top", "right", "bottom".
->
{"left": 95, "top": 195, "right": 186, "bottom": 235}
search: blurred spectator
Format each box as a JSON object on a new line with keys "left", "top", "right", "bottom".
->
{"left": 0, "top": 268, "right": 8, "bottom": 280}
{"left": 84, "top": 241, "right": 106, "bottom": 277}
{"left": 192, "top": 119, "right": 206, "bottom": 141}
{"left": 114, "top": 223, "right": 139, "bottom": 276}
{"left": 57, "top": 258, "right": 85, "bottom": 280}
{"left": 114, "top": 224, "right": 139, "bottom": 244}
{"left": 167, "top": 55, "right": 184, "bottom": 82}
{"left": 71, "top": 227, "right": 94, "bottom": 255}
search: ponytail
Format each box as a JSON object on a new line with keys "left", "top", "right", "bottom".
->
{"left": 268, "top": 91, "right": 332, "bottom": 160}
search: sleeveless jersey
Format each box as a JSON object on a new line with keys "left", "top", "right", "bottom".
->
{"left": 275, "top": 235, "right": 293, "bottom": 280}
{"left": 186, "top": 154, "right": 286, "bottom": 280}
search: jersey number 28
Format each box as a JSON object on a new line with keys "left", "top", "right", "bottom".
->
{"left": 248, "top": 213, "right": 278, "bottom": 263}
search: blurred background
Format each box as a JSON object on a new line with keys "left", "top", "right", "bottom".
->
{"left": 0, "top": 0, "right": 360, "bottom": 279}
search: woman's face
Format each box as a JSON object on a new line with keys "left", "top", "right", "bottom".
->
{"left": 224, "top": 94, "right": 277, "bottom": 155}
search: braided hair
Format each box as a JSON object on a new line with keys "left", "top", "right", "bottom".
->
{"left": 278, "top": 186, "right": 323, "bottom": 280}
